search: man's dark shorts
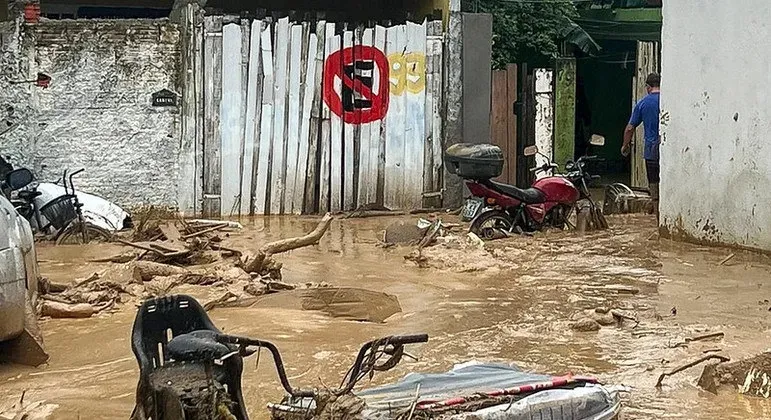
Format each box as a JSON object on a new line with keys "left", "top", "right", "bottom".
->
{"left": 645, "top": 159, "right": 660, "bottom": 184}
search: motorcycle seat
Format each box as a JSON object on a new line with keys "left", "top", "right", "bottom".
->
{"left": 489, "top": 181, "right": 545, "bottom": 204}
{"left": 17, "top": 190, "right": 41, "bottom": 200}
{"left": 167, "top": 330, "right": 234, "bottom": 362}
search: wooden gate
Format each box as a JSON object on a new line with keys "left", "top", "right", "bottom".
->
{"left": 489, "top": 64, "right": 517, "bottom": 185}
{"left": 631, "top": 41, "right": 660, "bottom": 189}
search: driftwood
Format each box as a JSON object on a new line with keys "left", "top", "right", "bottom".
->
{"left": 181, "top": 223, "right": 229, "bottom": 240}
{"left": 242, "top": 213, "right": 333, "bottom": 274}
{"left": 41, "top": 301, "right": 97, "bottom": 318}
{"left": 718, "top": 253, "right": 736, "bottom": 266}
{"left": 132, "top": 261, "right": 190, "bottom": 283}
{"left": 655, "top": 354, "right": 730, "bottom": 388}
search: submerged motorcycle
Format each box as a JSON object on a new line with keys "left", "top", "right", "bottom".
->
{"left": 446, "top": 136, "right": 608, "bottom": 239}
{"left": 130, "top": 295, "right": 622, "bottom": 419}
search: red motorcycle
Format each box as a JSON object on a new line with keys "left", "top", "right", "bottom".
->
{"left": 446, "top": 139, "right": 607, "bottom": 238}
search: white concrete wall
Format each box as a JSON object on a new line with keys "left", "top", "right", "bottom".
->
{"left": 660, "top": 1, "right": 771, "bottom": 250}
{"left": 0, "top": 19, "right": 181, "bottom": 208}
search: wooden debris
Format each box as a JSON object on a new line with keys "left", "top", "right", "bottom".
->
{"left": 718, "top": 253, "right": 736, "bottom": 266}
{"left": 41, "top": 301, "right": 97, "bottom": 318}
{"left": 655, "top": 354, "right": 730, "bottom": 388}
{"left": 181, "top": 222, "right": 229, "bottom": 240}
{"left": 132, "top": 261, "right": 190, "bottom": 283}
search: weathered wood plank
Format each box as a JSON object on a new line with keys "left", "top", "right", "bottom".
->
{"left": 375, "top": 25, "right": 388, "bottom": 206}
{"left": 296, "top": 25, "right": 318, "bottom": 214}
{"left": 342, "top": 29, "right": 355, "bottom": 211}
{"left": 319, "top": 23, "right": 335, "bottom": 213}
{"left": 242, "top": 19, "right": 263, "bottom": 216}
{"left": 220, "top": 23, "right": 244, "bottom": 217}
{"left": 304, "top": 21, "right": 327, "bottom": 214}
{"left": 403, "top": 21, "right": 426, "bottom": 209}
{"left": 284, "top": 24, "right": 303, "bottom": 214}
{"left": 505, "top": 63, "right": 518, "bottom": 184}
{"left": 203, "top": 15, "right": 223, "bottom": 218}
{"left": 490, "top": 70, "right": 508, "bottom": 181}
{"left": 371, "top": 25, "right": 386, "bottom": 206}
{"left": 178, "top": 4, "right": 197, "bottom": 216}
{"left": 430, "top": 20, "right": 444, "bottom": 194}
{"left": 328, "top": 33, "right": 343, "bottom": 213}
{"left": 356, "top": 27, "right": 374, "bottom": 207}
{"left": 255, "top": 23, "right": 274, "bottom": 215}
{"left": 384, "top": 24, "right": 407, "bottom": 209}
{"left": 271, "top": 17, "right": 291, "bottom": 214}
{"left": 193, "top": 7, "right": 205, "bottom": 216}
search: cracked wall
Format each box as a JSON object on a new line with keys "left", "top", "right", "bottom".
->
{"left": 660, "top": 1, "right": 771, "bottom": 251}
{"left": 0, "top": 18, "right": 182, "bottom": 208}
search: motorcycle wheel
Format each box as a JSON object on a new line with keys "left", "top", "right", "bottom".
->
{"left": 470, "top": 210, "right": 515, "bottom": 240}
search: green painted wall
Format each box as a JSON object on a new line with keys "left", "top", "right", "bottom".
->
{"left": 554, "top": 57, "right": 576, "bottom": 169}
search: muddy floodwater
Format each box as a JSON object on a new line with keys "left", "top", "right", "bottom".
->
{"left": 3, "top": 214, "right": 771, "bottom": 419}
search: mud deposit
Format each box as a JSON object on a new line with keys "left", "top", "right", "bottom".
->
{"left": 3, "top": 215, "right": 771, "bottom": 419}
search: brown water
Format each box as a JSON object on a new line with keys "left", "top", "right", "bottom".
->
{"left": 2, "top": 214, "right": 771, "bottom": 419}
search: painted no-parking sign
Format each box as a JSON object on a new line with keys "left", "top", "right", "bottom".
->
{"left": 323, "top": 46, "right": 390, "bottom": 124}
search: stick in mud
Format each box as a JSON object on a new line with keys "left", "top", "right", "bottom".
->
{"left": 655, "top": 354, "right": 730, "bottom": 388}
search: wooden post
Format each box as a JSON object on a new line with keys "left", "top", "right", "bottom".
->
{"left": 177, "top": 3, "right": 201, "bottom": 217}
{"left": 202, "top": 16, "right": 223, "bottom": 218}
{"left": 505, "top": 64, "right": 518, "bottom": 184}
{"left": 554, "top": 57, "right": 576, "bottom": 170}
{"left": 632, "top": 41, "right": 659, "bottom": 189}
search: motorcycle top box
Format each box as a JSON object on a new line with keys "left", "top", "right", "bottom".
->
{"left": 445, "top": 143, "right": 504, "bottom": 180}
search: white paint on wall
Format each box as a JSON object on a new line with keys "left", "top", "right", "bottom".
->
{"left": 534, "top": 68, "right": 554, "bottom": 180}
{"left": 660, "top": 0, "right": 771, "bottom": 250}
{"left": 0, "top": 20, "right": 181, "bottom": 209}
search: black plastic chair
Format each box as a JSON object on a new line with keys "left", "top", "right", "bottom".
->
{"left": 130, "top": 295, "right": 249, "bottom": 420}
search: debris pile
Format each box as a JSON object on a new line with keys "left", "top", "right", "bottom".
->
{"left": 37, "top": 214, "right": 334, "bottom": 318}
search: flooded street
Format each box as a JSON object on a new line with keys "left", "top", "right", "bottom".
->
{"left": 3, "top": 214, "right": 771, "bottom": 419}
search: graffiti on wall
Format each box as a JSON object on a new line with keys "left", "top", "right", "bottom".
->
{"left": 323, "top": 46, "right": 426, "bottom": 123}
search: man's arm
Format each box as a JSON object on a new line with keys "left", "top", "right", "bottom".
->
{"left": 623, "top": 103, "right": 642, "bottom": 156}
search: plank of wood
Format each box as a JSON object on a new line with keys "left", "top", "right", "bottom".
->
{"left": 423, "top": 21, "right": 436, "bottom": 199}
{"left": 193, "top": 8, "right": 205, "bottom": 216}
{"left": 304, "top": 21, "right": 327, "bottom": 214}
{"left": 178, "top": 5, "right": 197, "bottom": 216}
{"left": 342, "top": 29, "right": 355, "bottom": 211}
{"left": 202, "top": 15, "right": 223, "bottom": 218}
{"left": 328, "top": 33, "right": 343, "bottom": 213}
{"left": 255, "top": 23, "right": 274, "bottom": 215}
{"left": 505, "top": 63, "right": 518, "bottom": 184}
{"left": 271, "top": 17, "right": 291, "bottom": 215}
{"left": 375, "top": 25, "right": 388, "bottom": 206}
{"left": 284, "top": 24, "right": 304, "bottom": 214}
{"left": 384, "top": 25, "right": 407, "bottom": 209}
{"left": 404, "top": 20, "right": 427, "bottom": 210}
{"left": 355, "top": 27, "right": 374, "bottom": 207}
{"left": 220, "top": 23, "right": 244, "bottom": 217}
{"left": 242, "top": 19, "right": 263, "bottom": 216}
{"left": 296, "top": 27, "right": 318, "bottom": 215}
{"left": 490, "top": 70, "right": 508, "bottom": 181}
{"left": 430, "top": 20, "right": 444, "bottom": 194}
{"left": 371, "top": 25, "right": 386, "bottom": 206}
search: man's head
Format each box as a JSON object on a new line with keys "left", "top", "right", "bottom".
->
{"left": 646, "top": 73, "right": 661, "bottom": 93}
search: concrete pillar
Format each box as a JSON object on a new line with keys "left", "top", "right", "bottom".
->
{"left": 442, "top": 0, "right": 464, "bottom": 209}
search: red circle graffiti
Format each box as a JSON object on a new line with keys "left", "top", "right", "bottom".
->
{"left": 323, "top": 46, "right": 390, "bottom": 124}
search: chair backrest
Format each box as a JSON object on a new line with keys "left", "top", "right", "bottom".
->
{"left": 131, "top": 294, "right": 219, "bottom": 372}
{"left": 130, "top": 295, "right": 250, "bottom": 420}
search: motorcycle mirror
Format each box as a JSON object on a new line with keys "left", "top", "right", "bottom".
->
{"left": 523, "top": 145, "right": 539, "bottom": 157}
{"left": 5, "top": 168, "right": 33, "bottom": 190}
{"left": 589, "top": 134, "right": 605, "bottom": 146}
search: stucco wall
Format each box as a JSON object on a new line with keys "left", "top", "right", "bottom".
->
{"left": 660, "top": 1, "right": 771, "bottom": 250}
{"left": 0, "top": 19, "right": 181, "bottom": 208}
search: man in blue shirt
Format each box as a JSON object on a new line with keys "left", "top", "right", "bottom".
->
{"left": 622, "top": 73, "right": 661, "bottom": 219}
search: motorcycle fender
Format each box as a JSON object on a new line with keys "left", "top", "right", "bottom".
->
{"left": 469, "top": 206, "right": 496, "bottom": 227}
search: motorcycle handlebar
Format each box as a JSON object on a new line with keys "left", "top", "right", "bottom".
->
{"left": 215, "top": 332, "right": 428, "bottom": 398}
